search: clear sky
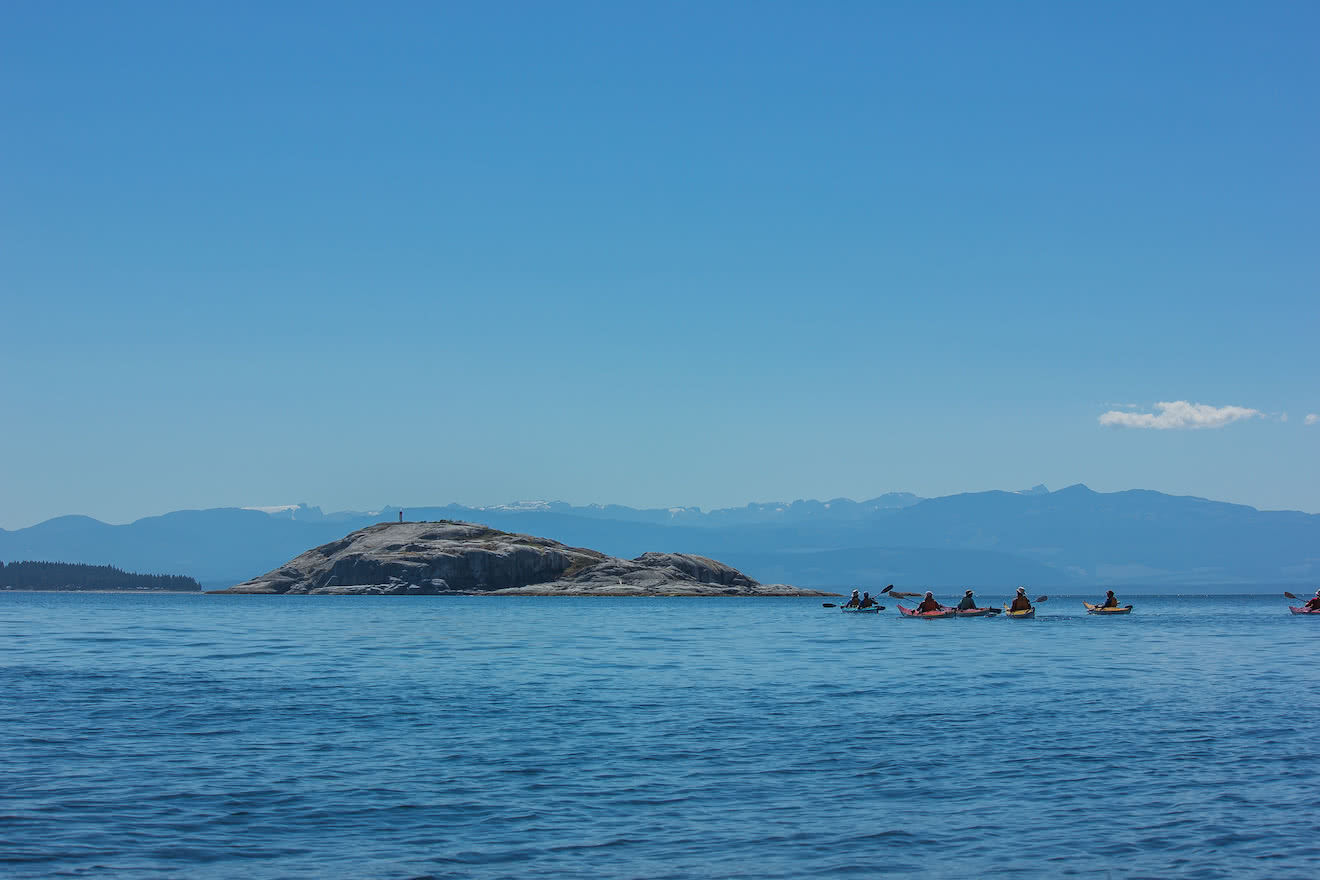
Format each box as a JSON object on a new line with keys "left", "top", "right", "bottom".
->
{"left": 2, "top": 1, "right": 1317, "bottom": 529}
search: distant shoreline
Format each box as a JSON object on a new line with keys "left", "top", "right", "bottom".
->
{"left": 1, "top": 588, "right": 202, "bottom": 594}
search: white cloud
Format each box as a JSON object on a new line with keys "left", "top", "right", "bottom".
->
{"left": 1098, "top": 401, "right": 1263, "bottom": 430}
{"left": 1306, "top": 414, "right": 1319, "bottom": 426}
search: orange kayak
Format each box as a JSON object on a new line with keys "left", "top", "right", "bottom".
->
{"left": 897, "top": 605, "right": 954, "bottom": 619}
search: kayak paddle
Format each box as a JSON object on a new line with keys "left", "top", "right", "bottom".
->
{"left": 1284, "top": 591, "right": 1298, "bottom": 599}
{"left": 1035, "top": 595, "right": 1049, "bottom": 603}
{"left": 880, "top": 584, "right": 895, "bottom": 594}
{"left": 822, "top": 603, "right": 837, "bottom": 608}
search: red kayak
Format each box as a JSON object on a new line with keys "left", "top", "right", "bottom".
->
{"left": 952, "top": 607, "right": 996, "bottom": 617}
{"left": 1289, "top": 606, "right": 1320, "bottom": 615}
{"left": 898, "top": 605, "right": 955, "bottom": 619}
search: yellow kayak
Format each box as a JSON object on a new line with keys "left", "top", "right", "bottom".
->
{"left": 1084, "top": 602, "right": 1133, "bottom": 615}
{"left": 1002, "top": 604, "right": 1035, "bottom": 619}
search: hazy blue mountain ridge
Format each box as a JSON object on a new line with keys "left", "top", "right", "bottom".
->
{"left": 374, "top": 492, "right": 924, "bottom": 528}
{"left": 1, "top": 486, "right": 1315, "bottom": 589}
{"left": 0, "top": 509, "right": 353, "bottom": 588}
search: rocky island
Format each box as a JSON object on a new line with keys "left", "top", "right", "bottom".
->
{"left": 211, "top": 521, "right": 832, "bottom": 597}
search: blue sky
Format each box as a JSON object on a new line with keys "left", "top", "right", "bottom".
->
{"left": 2, "top": 1, "right": 1317, "bottom": 528}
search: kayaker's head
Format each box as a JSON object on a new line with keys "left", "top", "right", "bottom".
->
{"left": 1106, "top": 590, "right": 1115, "bottom": 597}
{"left": 964, "top": 589, "right": 974, "bottom": 596}
{"left": 1314, "top": 589, "right": 1320, "bottom": 597}
{"left": 1016, "top": 587, "right": 1027, "bottom": 595}
{"left": 862, "top": 592, "right": 871, "bottom": 598}
{"left": 924, "top": 591, "right": 934, "bottom": 598}
{"left": 851, "top": 590, "right": 859, "bottom": 597}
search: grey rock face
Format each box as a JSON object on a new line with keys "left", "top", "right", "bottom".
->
{"left": 214, "top": 521, "right": 829, "bottom": 596}
{"left": 630, "top": 552, "right": 758, "bottom": 587}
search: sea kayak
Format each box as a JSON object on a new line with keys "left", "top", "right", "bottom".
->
{"left": 1288, "top": 606, "right": 1320, "bottom": 615}
{"left": 1084, "top": 602, "right": 1133, "bottom": 615}
{"left": 1002, "top": 604, "right": 1035, "bottom": 619}
{"left": 897, "top": 605, "right": 955, "bottom": 619}
{"left": 841, "top": 606, "right": 883, "bottom": 614}
{"left": 952, "top": 607, "right": 996, "bottom": 617}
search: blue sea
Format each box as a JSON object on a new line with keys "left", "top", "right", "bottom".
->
{"left": 3, "top": 592, "right": 1318, "bottom": 879}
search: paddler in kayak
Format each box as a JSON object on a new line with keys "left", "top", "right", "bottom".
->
{"left": 1305, "top": 590, "right": 1320, "bottom": 611}
{"left": 844, "top": 590, "right": 861, "bottom": 608}
{"left": 1009, "top": 588, "right": 1033, "bottom": 612}
{"left": 1098, "top": 589, "right": 1120, "bottom": 609}
{"left": 859, "top": 592, "right": 879, "bottom": 608}
{"left": 956, "top": 589, "right": 978, "bottom": 611}
{"left": 916, "top": 591, "right": 943, "bottom": 613}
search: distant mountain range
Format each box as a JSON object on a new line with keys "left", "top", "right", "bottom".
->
{"left": 1, "top": 485, "right": 1316, "bottom": 590}
{"left": 248, "top": 491, "right": 928, "bottom": 527}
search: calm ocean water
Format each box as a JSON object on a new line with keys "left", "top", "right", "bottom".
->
{"left": 3, "top": 592, "right": 1318, "bottom": 879}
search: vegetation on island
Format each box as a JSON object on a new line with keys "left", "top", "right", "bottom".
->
{"left": 0, "top": 560, "right": 201, "bottom": 592}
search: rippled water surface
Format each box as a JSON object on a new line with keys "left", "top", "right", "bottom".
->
{"left": 3, "top": 592, "right": 1319, "bottom": 879}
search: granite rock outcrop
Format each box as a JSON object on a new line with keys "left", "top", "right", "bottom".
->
{"left": 213, "top": 521, "right": 830, "bottom": 596}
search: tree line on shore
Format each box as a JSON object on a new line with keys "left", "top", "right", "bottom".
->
{"left": 0, "top": 560, "right": 201, "bottom": 591}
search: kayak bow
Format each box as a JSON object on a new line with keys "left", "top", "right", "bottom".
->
{"left": 1002, "top": 604, "right": 1035, "bottom": 619}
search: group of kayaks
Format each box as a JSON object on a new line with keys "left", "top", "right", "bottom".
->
{"left": 853, "top": 601, "right": 1127, "bottom": 619}
{"left": 835, "top": 588, "right": 1320, "bottom": 617}
{"left": 831, "top": 585, "right": 1136, "bottom": 619}
{"left": 894, "top": 604, "right": 1046, "bottom": 619}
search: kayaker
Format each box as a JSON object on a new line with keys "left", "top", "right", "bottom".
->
{"left": 916, "top": 591, "right": 943, "bottom": 613}
{"left": 1099, "top": 590, "right": 1120, "bottom": 609}
{"left": 1010, "top": 588, "right": 1033, "bottom": 612}
{"left": 956, "top": 589, "right": 978, "bottom": 611}
{"left": 844, "top": 590, "right": 861, "bottom": 608}
{"left": 859, "top": 592, "right": 878, "bottom": 608}
{"left": 1305, "top": 590, "right": 1320, "bottom": 611}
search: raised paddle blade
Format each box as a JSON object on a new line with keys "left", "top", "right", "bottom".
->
{"left": 880, "top": 584, "right": 894, "bottom": 594}
{"left": 822, "top": 603, "right": 837, "bottom": 608}
{"left": 1035, "top": 595, "right": 1049, "bottom": 603}
{"left": 1284, "top": 591, "right": 1298, "bottom": 599}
